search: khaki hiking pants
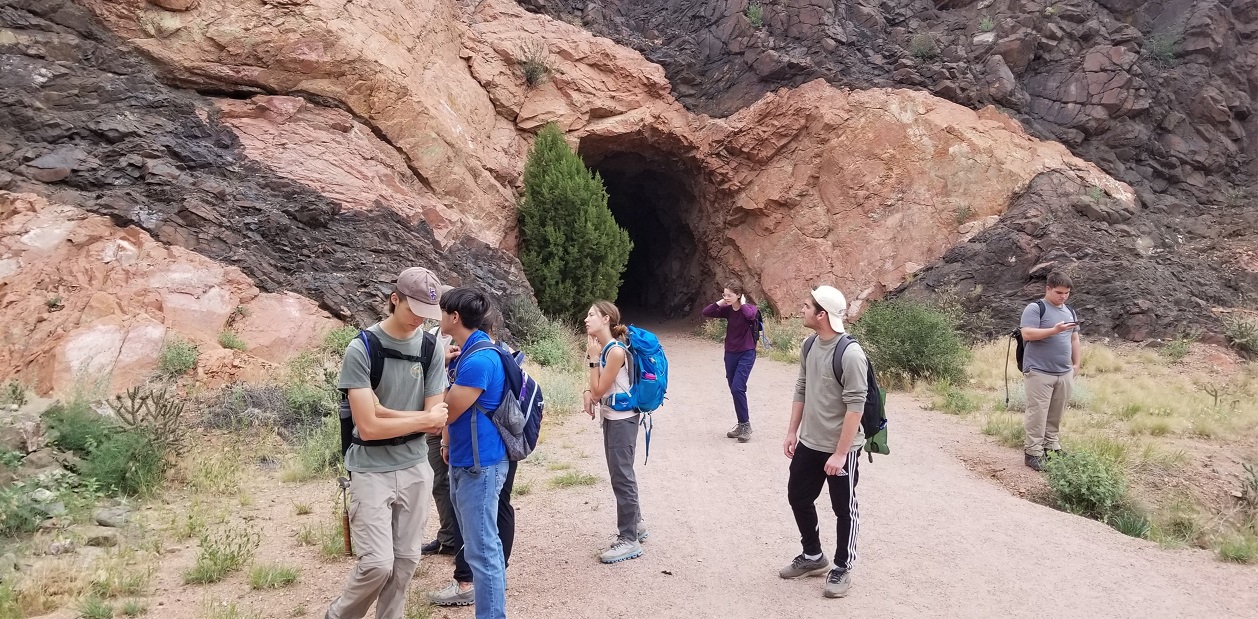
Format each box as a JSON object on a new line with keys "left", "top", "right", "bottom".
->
{"left": 1024, "top": 370, "right": 1074, "bottom": 457}
{"left": 326, "top": 462, "right": 433, "bottom": 619}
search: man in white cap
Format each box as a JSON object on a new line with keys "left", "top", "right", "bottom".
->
{"left": 778, "top": 285, "right": 868, "bottom": 599}
{"left": 326, "top": 267, "right": 450, "bottom": 619}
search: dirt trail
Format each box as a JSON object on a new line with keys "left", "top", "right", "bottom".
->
{"left": 71, "top": 331, "right": 1256, "bottom": 619}
{"left": 489, "top": 330, "right": 1258, "bottom": 618}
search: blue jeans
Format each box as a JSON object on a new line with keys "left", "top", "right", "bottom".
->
{"left": 450, "top": 459, "right": 508, "bottom": 619}
{"left": 724, "top": 349, "right": 756, "bottom": 424}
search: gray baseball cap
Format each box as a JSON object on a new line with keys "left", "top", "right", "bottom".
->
{"left": 396, "top": 267, "right": 444, "bottom": 319}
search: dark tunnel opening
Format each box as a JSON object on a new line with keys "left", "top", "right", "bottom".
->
{"left": 583, "top": 150, "right": 706, "bottom": 317}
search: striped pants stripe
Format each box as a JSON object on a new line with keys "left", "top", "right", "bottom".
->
{"left": 787, "top": 443, "right": 860, "bottom": 571}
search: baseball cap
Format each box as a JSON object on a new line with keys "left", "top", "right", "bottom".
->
{"left": 396, "top": 267, "right": 444, "bottom": 320}
{"left": 810, "top": 285, "right": 847, "bottom": 333}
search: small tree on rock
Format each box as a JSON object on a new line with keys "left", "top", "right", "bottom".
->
{"left": 518, "top": 123, "right": 632, "bottom": 319}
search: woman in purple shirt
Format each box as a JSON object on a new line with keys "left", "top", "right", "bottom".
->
{"left": 701, "top": 284, "right": 760, "bottom": 442}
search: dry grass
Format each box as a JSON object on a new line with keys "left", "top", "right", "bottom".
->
{"left": 947, "top": 338, "right": 1258, "bottom": 557}
{"left": 13, "top": 558, "right": 91, "bottom": 616}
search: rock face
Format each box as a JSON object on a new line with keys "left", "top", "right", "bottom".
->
{"left": 0, "top": 192, "right": 339, "bottom": 393}
{"left": 523, "top": 0, "right": 1258, "bottom": 337}
{"left": 2, "top": 0, "right": 1245, "bottom": 357}
{"left": 68, "top": 0, "right": 1129, "bottom": 318}
{"left": 0, "top": 0, "right": 531, "bottom": 330}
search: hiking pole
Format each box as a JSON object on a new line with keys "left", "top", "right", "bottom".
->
{"left": 1005, "top": 335, "right": 1012, "bottom": 409}
{"left": 337, "top": 476, "right": 352, "bottom": 556}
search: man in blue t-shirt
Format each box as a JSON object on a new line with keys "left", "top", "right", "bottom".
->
{"left": 437, "top": 287, "right": 508, "bottom": 619}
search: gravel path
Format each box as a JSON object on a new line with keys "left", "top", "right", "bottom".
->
{"left": 491, "top": 331, "right": 1258, "bottom": 618}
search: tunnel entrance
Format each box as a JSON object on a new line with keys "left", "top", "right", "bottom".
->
{"left": 583, "top": 150, "right": 705, "bottom": 317}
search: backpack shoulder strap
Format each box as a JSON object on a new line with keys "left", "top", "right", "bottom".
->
{"left": 833, "top": 334, "right": 857, "bottom": 385}
{"left": 599, "top": 340, "right": 629, "bottom": 365}
{"left": 418, "top": 331, "right": 435, "bottom": 379}
{"left": 361, "top": 331, "right": 386, "bottom": 391}
{"left": 801, "top": 334, "right": 817, "bottom": 369}
{"left": 1036, "top": 299, "right": 1046, "bottom": 321}
{"left": 1067, "top": 304, "right": 1077, "bottom": 322}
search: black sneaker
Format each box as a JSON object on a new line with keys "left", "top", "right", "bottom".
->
{"left": 824, "top": 568, "right": 852, "bottom": 598}
{"left": 1024, "top": 454, "right": 1045, "bottom": 471}
{"left": 421, "top": 539, "right": 457, "bottom": 555}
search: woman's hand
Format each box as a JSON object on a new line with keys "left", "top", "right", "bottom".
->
{"left": 583, "top": 390, "right": 595, "bottom": 419}
{"left": 586, "top": 334, "right": 600, "bottom": 362}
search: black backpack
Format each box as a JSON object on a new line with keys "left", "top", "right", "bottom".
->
{"left": 800, "top": 333, "right": 889, "bottom": 462}
{"left": 752, "top": 308, "right": 769, "bottom": 349}
{"left": 337, "top": 329, "right": 436, "bottom": 457}
{"left": 1007, "top": 300, "right": 1076, "bottom": 405}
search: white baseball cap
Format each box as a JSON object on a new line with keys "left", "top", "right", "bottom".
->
{"left": 810, "top": 285, "right": 847, "bottom": 333}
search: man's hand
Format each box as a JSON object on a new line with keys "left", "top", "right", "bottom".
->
{"left": 1052, "top": 321, "right": 1077, "bottom": 334}
{"left": 1072, "top": 363, "right": 1081, "bottom": 374}
{"left": 824, "top": 452, "right": 847, "bottom": 476}
{"left": 425, "top": 402, "right": 449, "bottom": 429}
{"left": 444, "top": 343, "right": 460, "bottom": 363}
{"left": 442, "top": 445, "right": 449, "bottom": 465}
{"left": 783, "top": 435, "right": 796, "bottom": 459}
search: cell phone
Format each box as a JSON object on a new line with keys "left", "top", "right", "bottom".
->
{"left": 1067, "top": 320, "right": 1084, "bottom": 326}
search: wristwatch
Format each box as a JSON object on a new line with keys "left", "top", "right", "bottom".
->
{"left": 588, "top": 361, "right": 597, "bottom": 368}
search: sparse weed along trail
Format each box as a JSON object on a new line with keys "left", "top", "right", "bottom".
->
{"left": 492, "top": 329, "right": 1258, "bottom": 618}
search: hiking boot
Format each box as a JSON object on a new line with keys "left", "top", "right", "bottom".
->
{"left": 779, "top": 553, "right": 830, "bottom": 579}
{"left": 427, "top": 581, "right": 474, "bottom": 607}
{"left": 1025, "top": 454, "right": 1045, "bottom": 472}
{"left": 737, "top": 422, "right": 752, "bottom": 443}
{"left": 636, "top": 520, "right": 649, "bottom": 542}
{"left": 823, "top": 568, "right": 852, "bottom": 598}
{"left": 599, "top": 537, "right": 643, "bottom": 564}
{"left": 421, "top": 539, "right": 456, "bottom": 555}
{"left": 726, "top": 423, "right": 745, "bottom": 438}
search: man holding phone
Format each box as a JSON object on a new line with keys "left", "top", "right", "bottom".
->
{"left": 1019, "top": 270, "right": 1083, "bottom": 471}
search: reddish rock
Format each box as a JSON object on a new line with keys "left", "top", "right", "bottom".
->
{"left": 0, "top": 192, "right": 341, "bottom": 396}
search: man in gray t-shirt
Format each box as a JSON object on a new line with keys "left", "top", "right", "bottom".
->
{"left": 325, "top": 267, "right": 449, "bottom": 619}
{"left": 1019, "top": 270, "right": 1083, "bottom": 472}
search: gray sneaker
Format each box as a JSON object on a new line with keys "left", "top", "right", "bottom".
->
{"left": 599, "top": 537, "right": 643, "bottom": 564}
{"left": 427, "top": 581, "right": 474, "bottom": 607}
{"left": 824, "top": 568, "right": 852, "bottom": 598}
{"left": 779, "top": 553, "right": 830, "bottom": 579}
{"left": 636, "top": 520, "right": 649, "bottom": 542}
{"left": 726, "top": 423, "right": 745, "bottom": 438}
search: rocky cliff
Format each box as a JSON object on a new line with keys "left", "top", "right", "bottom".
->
{"left": 3, "top": 0, "right": 1243, "bottom": 392}
{"left": 522, "top": 0, "right": 1258, "bottom": 338}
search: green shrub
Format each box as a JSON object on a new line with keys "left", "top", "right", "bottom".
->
{"left": 46, "top": 399, "right": 116, "bottom": 455}
{"left": 851, "top": 300, "right": 969, "bottom": 385}
{"left": 120, "top": 600, "right": 147, "bottom": 617}
{"left": 284, "top": 382, "right": 335, "bottom": 421}
{"left": 550, "top": 471, "right": 598, "bottom": 488}
{"left": 1224, "top": 316, "right": 1258, "bottom": 354}
{"left": 746, "top": 2, "right": 763, "bottom": 28}
{"left": 1106, "top": 506, "right": 1151, "bottom": 539}
{"left": 0, "top": 483, "right": 45, "bottom": 536}
{"left": 282, "top": 415, "right": 342, "bottom": 482}
{"left": 1, "top": 380, "right": 27, "bottom": 408}
{"left": 1215, "top": 532, "right": 1258, "bottom": 564}
{"left": 981, "top": 413, "right": 1024, "bottom": 448}
{"left": 696, "top": 318, "right": 726, "bottom": 343}
{"left": 517, "top": 123, "right": 632, "bottom": 319}
{"left": 79, "top": 597, "right": 114, "bottom": 619}
{"left": 0, "top": 583, "right": 18, "bottom": 619}
{"left": 1043, "top": 450, "right": 1127, "bottom": 517}
{"left": 185, "top": 526, "right": 261, "bottom": 584}
{"left": 1145, "top": 30, "right": 1179, "bottom": 65}
{"left": 249, "top": 564, "right": 300, "bottom": 589}
{"left": 80, "top": 430, "right": 168, "bottom": 497}
{"left": 909, "top": 33, "right": 938, "bottom": 59}
{"left": 321, "top": 325, "right": 359, "bottom": 355}
{"left": 1160, "top": 337, "right": 1191, "bottom": 362}
{"left": 218, "top": 332, "right": 247, "bottom": 351}
{"left": 524, "top": 336, "right": 572, "bottom": 368}
{"left": 978, "top": 16, "right": 994, "bottom": 32}
{"left": 518, "top": 40, "right": 553, "bottom": 87}
{"left": 158, "top": 337, "right": 199, "bottom": 378}
{"left": 931, "top": 382, "right": 980, "bottom": 415}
